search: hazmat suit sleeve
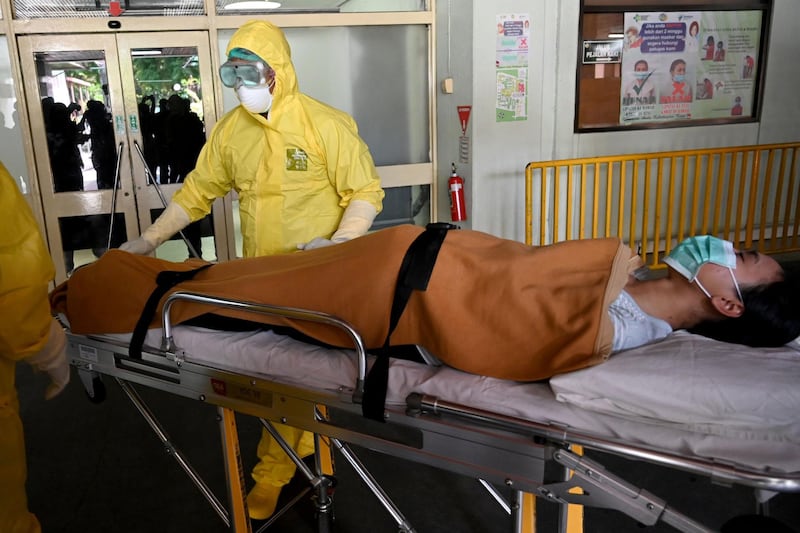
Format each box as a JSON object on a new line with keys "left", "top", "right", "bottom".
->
{"left": 322, "top": 114, "right": 384, "bottom": 214}
{"left": 298, "top": 113, "right": 383, "bottom": 251}
{"left": 0, "top": 162, "right": 69, "bottom": 398}
{"left": 120, "top": 121, "right": 235, "bottom": 255}
{"left": 172, "top": 121, "right": 238, "bottom": 222}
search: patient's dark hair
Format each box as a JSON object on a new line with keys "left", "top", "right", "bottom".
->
{"left": 690, "top": 274, "right": 800, "bottom": 347}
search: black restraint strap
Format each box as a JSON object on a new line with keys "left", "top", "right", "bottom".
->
{"left": 129, "top": 264, "right": 213, "bottom": 359}
{"left": 362, "top": 222, "right": 457, "bottom": 421}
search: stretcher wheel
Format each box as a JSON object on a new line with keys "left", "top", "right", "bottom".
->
{"left": 84, "top": 376, "right": 107, "bottom": 403}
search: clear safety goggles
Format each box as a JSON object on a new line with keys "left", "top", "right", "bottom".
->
{"left": 219, "top": 60, "right": 271, "bottom": 88}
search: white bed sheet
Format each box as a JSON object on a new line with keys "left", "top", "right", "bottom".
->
{"left": 130, "top": 326, "right": 800, "bottom": 474}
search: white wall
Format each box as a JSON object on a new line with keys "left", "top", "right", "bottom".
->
{"left": 435, "top": 0, "right": 473, "bottom": 228}
{"left": 449, "top": 0, "right": 800, "bottom": 242}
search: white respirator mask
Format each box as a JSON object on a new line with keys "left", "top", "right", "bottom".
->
{"left": 236, "top": 83, "right": 273, "bottom": 114}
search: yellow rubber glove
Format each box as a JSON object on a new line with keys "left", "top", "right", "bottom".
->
{"left": 119, "top": 202, "right": 191, "bottom": 254}
{"left": 27, "top": 318, "right": 69, "bottom": 400}
{"left": 330, "top": 199, "right": 377, "bottom": 242}
{"left": 297, "top": 200, "right": 377, "bottom": 250}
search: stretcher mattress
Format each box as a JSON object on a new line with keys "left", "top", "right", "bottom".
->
{"left": 121, "top": 325, "right": 800, "bottom": 474}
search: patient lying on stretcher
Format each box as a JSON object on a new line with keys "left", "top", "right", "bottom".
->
{"left": 50, "top": 225, "right": 799, "bottom": 382}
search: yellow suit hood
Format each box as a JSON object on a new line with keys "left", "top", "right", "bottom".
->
{"left": 226, "top": 20, "right": 299, "bottom": 113}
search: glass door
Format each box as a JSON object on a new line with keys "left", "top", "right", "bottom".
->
{"left": 18, "top": 32, "right": 222, "bottom": 284}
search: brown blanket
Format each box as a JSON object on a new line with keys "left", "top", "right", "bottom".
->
{"left": 50, "top": 225, "right": 634, "bottom": 381}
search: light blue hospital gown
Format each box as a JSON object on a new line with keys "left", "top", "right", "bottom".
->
{"left": 608, "top": 290, "right": 673, "bottom": 353}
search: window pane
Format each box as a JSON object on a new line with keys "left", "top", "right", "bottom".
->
{"left": 59, "top": 213, "right": 126, "bottom": 275}
{"left": 35, "top": 50, "right": 118, "bottom": 193}
{"left": 217, "top": 25, "right": 430, "bottom": 166}
{"left": 0, "top": 36, "right": 30, "bottom": 193}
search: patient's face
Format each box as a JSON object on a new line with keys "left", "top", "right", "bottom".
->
{"left": 697, "top": 250, "right": 782, "bottom": 299}
{"left": 733, "top": 250, "right": 783, "bottom": 287}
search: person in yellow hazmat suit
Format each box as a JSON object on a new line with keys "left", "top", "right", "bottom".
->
{"left": 120, "top": 20, "right": 384, "bottom": 520}
{"left": 1, "top": 161, "right": 70, "bottom": 533}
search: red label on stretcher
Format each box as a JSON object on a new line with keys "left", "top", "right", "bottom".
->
{"left": 211, "top": 378, "right": 227, "bottom": 396}
{"left": 211, "top": 377, "right": 274, "bottom": 406}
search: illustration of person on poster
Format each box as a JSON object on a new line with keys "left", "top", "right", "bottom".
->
{"left": 622, "top": 59, "right": 656, "bottom": 104}
{"left": 621, "top": 58, "right": 657, "bottom": 122}
{"left": 742, "top": 54, "right": 755, "bottom": 78}
{"left": 702, "top": 35, "right": 716, "bottom": 60}
{"left": 685, "top": 21, "right": 700, "bottom": 55}
{"left": 731, "top": 96, "right": 743, "bottom": 115}
{"left": 619, "top": 10, "right": 762, "bottom": 125}
{"left": 660, "top": 58, "right": 693, "bottom": 104}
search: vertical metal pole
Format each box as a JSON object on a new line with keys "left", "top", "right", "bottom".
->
{"left": 106, "top": 141, "right": 125, "bottom": 250}
{"left": 132, "top": 139, "right": 201, "bottom": 258}
{"left": 115, "top": 379, "right": 230, "bottom": 526}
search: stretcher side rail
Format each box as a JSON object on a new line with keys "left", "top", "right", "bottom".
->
{"left": 160, "top": 290, "right": 368, "bottom": 403}
{"left": 408, "top": 393, "right": 800, "bottom": 494}
{"left": 67, "top": 331, "right": 552, "bottom": 492}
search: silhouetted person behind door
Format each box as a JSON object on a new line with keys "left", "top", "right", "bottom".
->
{"left": 45, "top": 100, "right": 85, "bottom": 193}
{"left": 153, "top": 97, "right": 172, "bottom": 184}
{"left": 165, "top": 93, "right": 206, "bottom": 257}
{"left": 44, "top": 99, "right": 89, "bottom": 274}
{"left": 82, "top": 100, "right": 117, "bottom": 190}
{"left": 165, "top": 94, "right": 205, "bottom": 182}
{"left": 138, "top": 95, "right": 158, "bottom": 180}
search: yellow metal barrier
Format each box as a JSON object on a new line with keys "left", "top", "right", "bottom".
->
{"left": 525, "top": 142, "right": 800, "bottom": 267}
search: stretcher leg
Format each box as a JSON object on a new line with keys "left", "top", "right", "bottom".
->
{"left": 218, "top": 407, "right": 252, "bottom": 533}
{"left": 477, "top": 480, "right": 535, "bottom": 532}
{"left": 543, "top": 446, "right": 714, "bottom": 533}
{"left": 115, "top": 379, "right": 231, "bottom": 528}
{"left": 314, "top": 406, "right": 335, "bottom": 478}
{"left": 516, "top": 491, "right": 537, "bottom": 533}
{"left": 479, "top": 479, "right": 511, "bottom": 514}
{"left": 560, "top": 444, "right": 584, "bottom": 533}
{"left": 330, "top": 437, "right": 417, "bottom": 533}
{"left": 76, "top": 368, "right": 106, "bottom": 403}
{"left": 257, "top": 419, "right": 335, "bottom": 533}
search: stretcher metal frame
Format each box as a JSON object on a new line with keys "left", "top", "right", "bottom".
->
{"left": 66, "top": 291, "right": 800, "bottom": 533}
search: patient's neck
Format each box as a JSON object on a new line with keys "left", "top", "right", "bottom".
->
{"left": 624, "top": 274, "right": 711, "bottom": 330}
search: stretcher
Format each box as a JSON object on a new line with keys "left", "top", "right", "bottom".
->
{"left": 62, "top": 289, "right": 800, "bottom": 533}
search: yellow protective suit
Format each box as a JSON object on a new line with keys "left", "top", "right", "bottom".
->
{"left": 0, "top": 162, "right": 55, "bottom": 533}
{"left": 173, "top": 20, "right": 384, "bottom": 256}
{"left": 173, "top": 20, "right": 383, "bottom": 517}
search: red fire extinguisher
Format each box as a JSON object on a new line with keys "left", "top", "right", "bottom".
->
{"left": 448, "top": 162, "right": 467, "bottom": 222}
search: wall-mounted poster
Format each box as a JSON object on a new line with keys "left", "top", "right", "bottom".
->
{"left": 619, "top": 10, "right": 761, "bottom": 125}
{"left": 496, "top": 13, "right": 530, "bottom": 122}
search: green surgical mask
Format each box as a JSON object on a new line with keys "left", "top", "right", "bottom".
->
{"left": 664, "top": 235, "right": 742, "bottom": 301}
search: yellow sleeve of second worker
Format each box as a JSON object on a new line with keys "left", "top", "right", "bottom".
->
{"left": 0, "top": 162, "right": 55, "bottom": 361}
